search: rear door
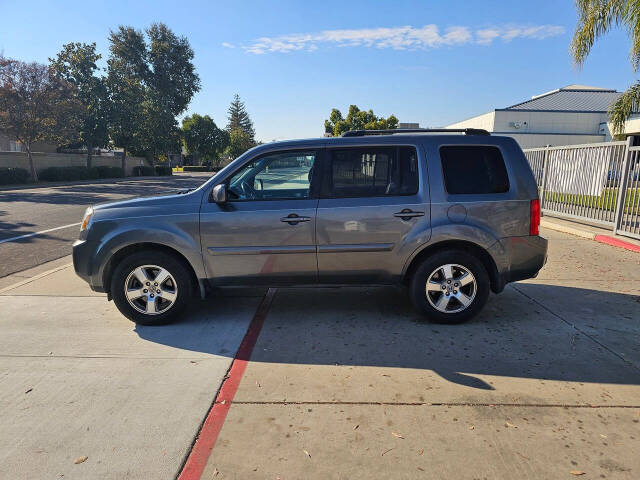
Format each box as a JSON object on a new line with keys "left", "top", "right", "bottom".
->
{"left": 200, "top": 148, "right": 320, "bottom": 284}
{"left": 316, "top": 144, "right": 430, "bottom": 283}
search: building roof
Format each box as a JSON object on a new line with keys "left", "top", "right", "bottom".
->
{"left": 505, "top": 85, "right": 621, "bottom": 112}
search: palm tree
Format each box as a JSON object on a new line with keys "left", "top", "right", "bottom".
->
{"left": 572, "top": 0, "right": 640, "bottom": 134}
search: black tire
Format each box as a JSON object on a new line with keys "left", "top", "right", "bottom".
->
{"left": 111, "top": 250, "right": 194, "bottom": 325}
{"left": 409, "top": 249, "right": 490, "bottom": 324}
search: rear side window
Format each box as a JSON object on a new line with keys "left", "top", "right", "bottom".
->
{"left": 327, "top": 146, "right": 418, "bottom": 198}
{"left": 440, "top": 145, "right": 509, "bottom": 194}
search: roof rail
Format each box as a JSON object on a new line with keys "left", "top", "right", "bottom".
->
{"left": 341, "top": 128, "right": 490, "bottom": 137}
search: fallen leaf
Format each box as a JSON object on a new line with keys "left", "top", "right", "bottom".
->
{"left": 25, "top": 388, "right": 33, "bottom": 394}
{"left": 303, "top": 449, "right": 311, "bottom": 458}
{"left": 212, "top": 467, "right": 219, "bottom": 477}
{"left": 381, "top": 447, "right": 395, "bottom": 456}
{"left": 392, "top": 432, "right": 404, "bottom": 439}
{"left": 418, "top": 449, "right": 424, "bottom": 456}
{"left": 600, "top": 434, "right": 607, "bottom": 439}
{"left": 256, "top": 381, "right": 261, "bottom": 388}
{"left": 220, "top": 400, "right": 226, "bottom": 405}
{"left": 505, "top": 422, "right": 518, "bottom": 428}
{"left": 353, "top": 424, "right": 359, "bottom": 430}
{"left": 468, "top": 425, "right": 475, "bottom": 430}
{"left": 190, "top": 360, "right": 197, "bottom": 364}
{"left": 417, "top": 467, "right": 425, "bottom": 471}
{"left": 74, "top": 456, "right": 87, "bottom": 465}
{"left": 570, "top": 471, "right": 585, "bottom": 476}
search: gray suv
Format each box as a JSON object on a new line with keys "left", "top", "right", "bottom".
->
{"left": 73, "top": 129, "right": 547, "bottom": 325}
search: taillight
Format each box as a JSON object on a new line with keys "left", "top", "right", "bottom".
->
{"left": 530, "top": 199, "right": 540, "bottom": 236}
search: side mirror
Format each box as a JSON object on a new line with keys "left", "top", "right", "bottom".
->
{"left": 211, "top": 184, "right": 227, "bottom": 204}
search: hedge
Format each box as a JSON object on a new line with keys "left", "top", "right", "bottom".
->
{"left": 38, "top": 166, "right": 125, "bottom": 182}
{"left": 183, "top": 165, "right": 212, "bottom": 172}
{"left": 0, "top": 167, "right": 30, "bottom": 185}
{"left": 154, "top": 165, "right": 173, "bottom": 176}
{"left": 132, "top": 165, "right": 155, "bottom": 176}
{"left": 95, "top": 165, "right": 125, "bottom": 178}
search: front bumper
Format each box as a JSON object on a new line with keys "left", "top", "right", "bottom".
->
{"left": 72, "top": 239, "right": 104, "bottom": 292}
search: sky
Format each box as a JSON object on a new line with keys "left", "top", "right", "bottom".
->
{"left": 0, "top": 0, "right": 635, "bottom": 141}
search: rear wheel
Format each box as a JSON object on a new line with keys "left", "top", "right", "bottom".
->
{"left": 409, "top": 249, "right": 490, "bottom": 324}
{"left": 111, "top": 251, "right": 193, "bottom": 325}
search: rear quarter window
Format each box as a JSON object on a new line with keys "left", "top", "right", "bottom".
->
{"left": 439, "top": 145, "right": 509, "bottom": 195}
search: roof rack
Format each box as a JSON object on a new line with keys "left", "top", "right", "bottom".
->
{"left": 341, "top": 128, "right": 490, "bottom": 137}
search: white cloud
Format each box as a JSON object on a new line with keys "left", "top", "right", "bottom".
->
{"left": 221, "top": 42, "right": 235, "bottom": 48}
{"left": 235, "top": 24, "right": 565, "bottom": 54}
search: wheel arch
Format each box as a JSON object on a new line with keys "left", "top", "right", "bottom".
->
{"left": 402, "top": 240, "right": 503, "bottom": 293}
{"left": 102, "top": 242, "right": 200, "bottom": 298}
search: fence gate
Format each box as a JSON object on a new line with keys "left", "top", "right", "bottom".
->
{"left": 614, "top": 143, "right": 640, "bottom": 240}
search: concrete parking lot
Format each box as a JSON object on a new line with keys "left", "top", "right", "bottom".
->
{"left": 0, "top": 227, "right": 639, "bottom": 479}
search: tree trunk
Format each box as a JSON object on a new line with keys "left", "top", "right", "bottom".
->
{"left": 87, "top": 145, "right": 93, "bottom": 170}
{"left": 121, "top": 147, "right": 127, "bottom": 173}
{"left": 26, "top": 145, "right": 38, "bottom": 182}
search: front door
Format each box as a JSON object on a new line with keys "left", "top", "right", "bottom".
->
{"left": 316, "top": 145, "right": 430, "bottom": 282}
{"left": 200, "top": 149, "right": 320, "bottom": 285}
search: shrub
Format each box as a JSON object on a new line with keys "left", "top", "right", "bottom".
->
{"left": 95, "top": 165, "right": 124, "bottom": 178}
{"left": 38, "top": 166, "right": 98, "bottom": 182}
{"left": 0, "top": 167, "right": 30, "bottom": 185}
{"left": 183, "top": 165, "right": 212, "bottom": 172}
{"left": 154, "top": 165, "right": 173, "bottom": 176}
{"left": 132, "top": 165, "right": 155, "bottom": 176}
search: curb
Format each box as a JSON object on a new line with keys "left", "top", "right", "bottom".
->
{"left": 541, "top": 218, "right": 640, "bottom": 254}
{"left": 0, "top": 175, "right": 167, "bottom": 191}
{"left": 0, "top": 262, "right": 73, "bottom": 294}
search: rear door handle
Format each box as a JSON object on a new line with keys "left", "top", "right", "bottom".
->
{"left": 280, "top": 213, "right": 311, "bottom": 224}
{"left": 393, "top": 209, "right": 425, "bottom": 220}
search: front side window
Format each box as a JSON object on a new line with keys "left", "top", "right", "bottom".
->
{"left": 327, "top": 146, "right": 419, "bottom": 198}
{"left": 440, "top": 145, "right": 509, "bottom": 195}
{"left": 227, "top": 151, "right": 316, "bottom": 201}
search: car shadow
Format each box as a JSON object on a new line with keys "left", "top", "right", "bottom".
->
{"left": 135, "top": 284, "right": 640, "bottom": 390}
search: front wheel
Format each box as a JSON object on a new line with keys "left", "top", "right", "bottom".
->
{"left": 409, "top": 249, "right": 490, "bottom": 324}
{"left": 111, "top": 251, "right": 193, "bottom": 325}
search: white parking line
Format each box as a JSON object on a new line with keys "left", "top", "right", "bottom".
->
{"left": 0, "top": 223, "right": 82, "bottom": 245}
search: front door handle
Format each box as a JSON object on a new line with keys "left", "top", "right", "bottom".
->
{"left": 280, "top": 213, "right": 311, "bottom": 225}
{"left": 393, "top": 209, "right": 425, "bottom": 220}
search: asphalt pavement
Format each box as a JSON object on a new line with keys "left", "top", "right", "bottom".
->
{"left": 0, "top": 173, "right": 211, "bottom": 278}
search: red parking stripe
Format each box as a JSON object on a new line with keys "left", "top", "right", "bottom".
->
{"left": 178, "top": 288, "right": 277, "bottom": 480}
{"left": 594, "top": 234, "right": 640, "bottom": 253}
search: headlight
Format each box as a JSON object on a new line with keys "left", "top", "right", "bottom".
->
{"left": 80, "top": 207, "right": 94, "bottom": 232}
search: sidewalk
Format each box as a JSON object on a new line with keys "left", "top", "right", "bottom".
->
{"left": 1, "top": 227, "right": 639, "bottom": 479}
{"left": 541, "top": 215, "right": 640, "bottom": 253}
{"left": 0, "top": 259, "right": 264, "bottom": 480}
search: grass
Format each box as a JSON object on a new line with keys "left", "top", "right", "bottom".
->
{"left": 544, "top": 187, "right": 640, "bottom": 214}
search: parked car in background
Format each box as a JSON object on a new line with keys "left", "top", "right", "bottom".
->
{"left": 73, "top": 129, "right": 547, "bottom": 325}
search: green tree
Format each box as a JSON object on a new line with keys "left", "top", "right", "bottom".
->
{"left": 226, "top": 128, "right": 255, "bottom": 159}
{"left": 107, "top": 26, "right": 146, "bottom": 171}
{"left": 50, "top": 42, "right": 109, "bottom": 169}
{"left": 107, "top": 23, "right": 200, "bottom": 169}
{"left": 572, "top": 0, "right": 640, "bottom": 134}
{"left": 324, "top": 105, "right": 398, "bottom": 136}
{"left": 182, "top": 113, "right": 229, "bottom": 166}
{"left": 226, "top": 94, "right": 255, "bottom": 139}
{"left": 0, "top": 56, "right": 82, "bottom": 181}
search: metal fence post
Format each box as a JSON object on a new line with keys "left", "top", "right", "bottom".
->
{"left": 539, "top": 146, "right": 550, "bottom": 210}
{"left": 612, "top": 135, "right": 633, "bottom": 235}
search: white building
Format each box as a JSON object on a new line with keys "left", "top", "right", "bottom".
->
{"left": 446, "top": 85, "right": 622, "bottom": 148}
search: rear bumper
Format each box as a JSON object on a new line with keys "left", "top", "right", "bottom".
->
{"left": 72, "top": 239, "right": 105, "bottom": 292}
{"left": 501, "top": 235, "right": 548, "bottom": 284}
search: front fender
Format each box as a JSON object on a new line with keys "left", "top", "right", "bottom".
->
{"left": 87, "top": 215, "right": 205, "bottom": 289}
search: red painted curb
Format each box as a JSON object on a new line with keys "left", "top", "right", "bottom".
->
{"left": 178, "top": 288, "right": 277, "bottom": 480}
{"left": 594, "top": 234, "right": 640, "bottom": 253}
